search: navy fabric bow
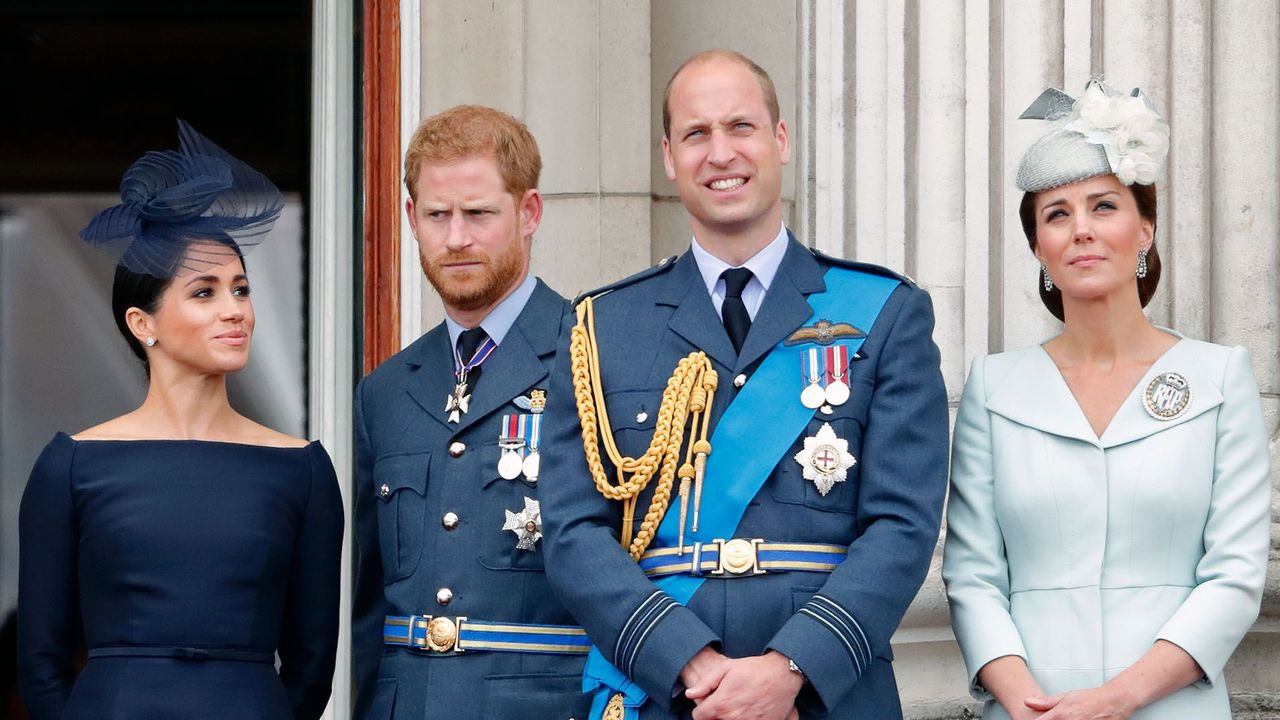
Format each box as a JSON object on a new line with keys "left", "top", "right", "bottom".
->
{"left": 80, "top": 120, "right": 284, "bottom": 277}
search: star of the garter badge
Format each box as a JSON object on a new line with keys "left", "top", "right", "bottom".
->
{"left": 793, "top": 422, "right": 856, "bottom": 496}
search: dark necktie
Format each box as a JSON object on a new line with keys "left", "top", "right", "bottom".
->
{"left": 456, "top": 327, "right": 489, "bottom": 391}
{"left": 720, "top": 268, "right": 754, "bottom": 354}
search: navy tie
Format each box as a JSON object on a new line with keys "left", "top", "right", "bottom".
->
{"left": 720, "top": 268, "right": 754, "bottom": 354}
{"left": 456, "top": 327, "right": 489, "bottom": 390}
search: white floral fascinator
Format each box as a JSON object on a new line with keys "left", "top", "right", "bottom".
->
{"left": 1015, "top": 80, "right": 1170, "bottom": 193}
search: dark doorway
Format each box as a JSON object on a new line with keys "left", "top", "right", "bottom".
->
{"left": 0, "top": 7, "right": 313, "bottom": 717}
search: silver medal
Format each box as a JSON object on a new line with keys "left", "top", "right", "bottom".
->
{"left": 824, "top": 380, "right": 850, "bottom": 406}
{"left": 800, "top": 383, "right": 826, "bottom": 409}
{"left": 522, "top": 451, "right": 541, "bottom": 483}
{"left": 498, "top": 448, "right": 524, "bottom": 480}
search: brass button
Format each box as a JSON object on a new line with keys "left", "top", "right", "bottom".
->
{"left": 379, "top": 483, "right": 390, "bottom": 498}
{"left": 733, "top": 373, "right": 747, "bottom": 388}
{"left": 442, "top": 512, "right": 459, "bottom": 530}
{"left": 436, "top": 587, "right": 453, "bottom": 606}
{"left": 448, "top": 441, "right": 466, "bottom": 458}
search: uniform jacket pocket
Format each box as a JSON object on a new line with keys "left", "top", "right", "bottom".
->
{"left": 478, "top": 443, "right": 550, "bottom": 572}
{"left": 481, "top": 672, "right": 590, "bottom": 720}
{"left": 373, "top": 451, "right": 430, "bottom": 582}
{"left": 771, "top": 379, "right": 872, "bottom": 514}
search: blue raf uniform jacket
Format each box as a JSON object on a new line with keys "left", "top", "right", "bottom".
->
{"left": 539, "top": 238, "right": 950, "bottom": 719}
{"left": 353, "top": 279, "right": 590, "bottom": 720}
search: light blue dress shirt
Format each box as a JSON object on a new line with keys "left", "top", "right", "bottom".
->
{"left": 443, "top": 273, "right": 537, "bottom": 352}
{"left": 689, "top": 223, "right": 789, "bottom": 321}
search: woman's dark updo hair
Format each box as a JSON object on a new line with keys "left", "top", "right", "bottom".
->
{"left": 111, "top": 265, "right": 169, "bottom": 366}
{"left": 1019, "top": 181, "right": 1161, "bottom": 322}
{"left": 110, "top": 237, "right": 246, "bottom": 373}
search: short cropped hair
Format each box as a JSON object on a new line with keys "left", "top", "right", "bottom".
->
{"left": 403, "top": 105, "right": 542, "bottom": 201}
{"left": 662, "top": 49, "right": 781, "bottom": 138}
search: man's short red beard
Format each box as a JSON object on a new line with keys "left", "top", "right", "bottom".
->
{"left": 421, "top": 237, "right": 526, "bottom": 313}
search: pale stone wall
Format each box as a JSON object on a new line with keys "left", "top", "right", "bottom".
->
{"left": 411, "top": 1, "right": 1279, "bottom": 716}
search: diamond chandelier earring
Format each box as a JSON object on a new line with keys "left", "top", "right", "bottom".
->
{"left": 1136, "top": 248, "right": 1149, "bottom": 279}
{"left": 1041, "top": 263, "right": 1054, "bottom": 291}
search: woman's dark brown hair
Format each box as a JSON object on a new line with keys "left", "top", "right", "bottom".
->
{"left": 111, "top": 238, "right": 246, "bottom": 375}
{"left": 1019, "top": 181, "right": 1161, "bottom": 322}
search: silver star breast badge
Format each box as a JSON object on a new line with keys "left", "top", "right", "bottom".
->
{"left": 793, "top": 422, "right": 856, "bottom": 496}
{"left": 503, "top": 496, "right": 542, "bottom": 551}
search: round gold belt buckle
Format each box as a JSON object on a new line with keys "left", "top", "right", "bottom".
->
{"left": 425, "top": 616, "right": 458, "bottom": 652}
{"left": 720, "top": 538, "right": 755, "bottom": 575}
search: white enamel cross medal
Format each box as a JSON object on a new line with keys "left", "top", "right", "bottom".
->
{"left": 503, "top": 496, "right": 542, "bottom": 551}
{"left": 793, "top": 422, "right": 856, "bottom": 496}
{"left": 445, "top": 379, "right": 471, "bottom": 423}
{"left": 448, "top": 333, "right": 497, "bottom": 423}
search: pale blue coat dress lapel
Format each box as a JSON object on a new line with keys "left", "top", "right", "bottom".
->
{"left": 943, "top": 336, "right": 1272, "bottom": 719}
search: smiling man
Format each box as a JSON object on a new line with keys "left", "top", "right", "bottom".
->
{"left": 352, "top": 105, "right": 590, "bottom": 720}
{"left": 539, "top": 51, "right": 950, "bottom": 720}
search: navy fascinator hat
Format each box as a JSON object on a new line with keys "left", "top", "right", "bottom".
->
{"left": 80, "top": 120, "right": 284, "bottom": 277}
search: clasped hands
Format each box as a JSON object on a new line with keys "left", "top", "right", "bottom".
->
{"left": 1012, "top": 685, "right": 1139, "bottom": 720}
{"left": 680, "top": 647, "right": 804, "bottom": 720}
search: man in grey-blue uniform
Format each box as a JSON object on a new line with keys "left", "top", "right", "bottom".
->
{"left": 353, "top": 105, "right": 591, "bottom": 720}
{"left": 540, "top": 51, "right": 949, "bottom": 720}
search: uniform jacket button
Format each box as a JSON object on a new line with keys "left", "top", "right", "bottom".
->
{"left": 436, "top": 588, "right": 453, "bottom": 606}
{"left": 448, "top": 441, "right": 466, "bottom": 458}
{"left": 379, "top": 483, "right": 390, "bottom": 498}
{"left": 442, "top": 512, "right": 459, "bottom": 530}
{"left": 733, "top": 373, "right": 747, "bottom": 388}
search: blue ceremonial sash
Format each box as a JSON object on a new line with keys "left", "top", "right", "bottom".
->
{"left": 584, "top": 266, "right": 901, "bottom": 718}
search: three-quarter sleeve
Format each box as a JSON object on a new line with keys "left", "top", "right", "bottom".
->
{"left": 942, "top": 356, "right": 1027, "bottom": 700}
{"left": 17, "top": 434, "right": 81, "bottom": 720}
{"left": 1155, "top": 345, "right": 1272, "bottom": 683}
{"left": 278, "top": 442, "right": 345, "bottom": 719}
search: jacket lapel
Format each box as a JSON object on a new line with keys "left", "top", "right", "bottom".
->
{"left": 452, "top": 280, "right": 564, "bottom": 434}
{"left": 403, "top": 325, "right": 460, "bottom": 429}
{"left": 985, "top": 346, "right": 1101, "bottom": 446}
{"left": 658, "top": 252, "right": 739, "bottom": 371}
{"left": 1099, "top": 338, "right": 1223, "bottom": 448}
{"left": 734, "top": 238, "right": 826, "bottom": 373}
{"left": 985, "top": 338, "right": 1225, "bottom": 449}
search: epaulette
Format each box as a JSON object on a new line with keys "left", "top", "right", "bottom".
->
{"left": 572, "top": 255, "right": 679, "bottom": 306}
{"left": 808, "top": 247, "right": 919, "bottom": 288}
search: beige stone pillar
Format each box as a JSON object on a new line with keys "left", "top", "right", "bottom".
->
{"left": 409, "top": 1, "right": 1280, "bottom": 715}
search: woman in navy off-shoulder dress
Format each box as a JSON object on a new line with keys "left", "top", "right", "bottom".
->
{"left": 16, "top": 122, "right": 344, "bottom": 720}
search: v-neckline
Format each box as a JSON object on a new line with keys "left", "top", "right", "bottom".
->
{"left": 1035, "top": 335, "right": 1184, "bottom": 442}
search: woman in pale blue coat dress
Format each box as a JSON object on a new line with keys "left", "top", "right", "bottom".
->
{"left": 943, "top": 82, "right": 1271, "bottom": 720}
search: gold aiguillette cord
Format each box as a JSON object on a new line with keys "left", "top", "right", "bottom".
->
{"left": 570, "top": 297, "right": 718, "bottom": 560}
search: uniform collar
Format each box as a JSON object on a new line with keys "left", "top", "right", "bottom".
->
{"left": 443, "top": 273, "right": 537, "bottom": 349}
{"left": 689, "top": 223, "right": 788, "bottom": 296}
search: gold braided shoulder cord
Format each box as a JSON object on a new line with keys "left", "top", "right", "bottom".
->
{"left": 571, "top": 296, "right": 718, "bottom": 560}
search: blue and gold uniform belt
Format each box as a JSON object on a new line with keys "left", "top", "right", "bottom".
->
{"left": 383, "top": 615, "right": 590, "bottom": 655}
{"left": 638, "top": 538, "right": 848, "bottom": 578}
